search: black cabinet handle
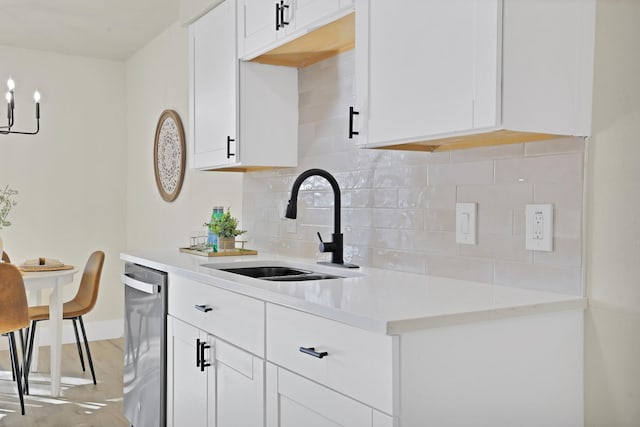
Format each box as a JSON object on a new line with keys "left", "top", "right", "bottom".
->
{"left": 275, "top": 2, "right": 281, "bottom": 30}
{"left": 227, "top": 136, "right": 235, "bottom": 159}
{"left": 348, "top": 106, "right": 359, "bottom": 139}
{"left": 196, "top": 338, "right": 201, "bottom": 367}
{"left": 279, "top": 1, "right": 289, "bottom": 28}
{"left": 299, "top": 346, "right": 328, "bottom": 359}
{"left": 194, "top": 304, "right": 212, "bottom": 313}
{"left": 199, "top": 341, "right": 211, "bottom": 372}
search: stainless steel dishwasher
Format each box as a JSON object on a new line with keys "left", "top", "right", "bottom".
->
{"left": 123, "top": 262, "right": 167, "bottom": 427}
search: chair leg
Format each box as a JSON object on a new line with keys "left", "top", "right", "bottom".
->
{"left": 71, "top": 318, "right": 86, "bottom": 372}
{"left": 24, "top": 321, "right": 37, "bottom": 395}
{"left": 78, "top": 316, "right": 96, "bottom": 385}
{"left": 7, "top": 334, "right": 16, "bottom": 381}
{"left": 8, "top": 332, "right": 26, "bottom": 415}
{"left": 19, "top": 328, "right": 28, "bottom": 395}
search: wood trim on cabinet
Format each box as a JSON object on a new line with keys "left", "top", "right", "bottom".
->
{"left": 372, "top": 129, "right": 567, "bottom": 152}
{"left": 250, "top": 12, "right": 355, "bottom": 68}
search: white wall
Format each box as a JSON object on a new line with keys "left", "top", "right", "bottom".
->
{"left": 124, "top": 22, "right": 243, "bottom": 253}
{"left": 0, "top": 45, "right": 127, "bottom": 336}
{"left": 0, "top": 19, "right": 243, "bottom": 349}
{"left": 584, "top": 0, "right": 640, "bottom": 424}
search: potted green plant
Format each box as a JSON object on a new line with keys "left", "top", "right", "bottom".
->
{"left": 0, "top": 185, "right": 18, "bottom": 257}
{"left": 206, "top": 208, "right": 246, "bottom": 251}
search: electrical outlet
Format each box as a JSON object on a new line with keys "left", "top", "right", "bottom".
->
{"left": 525, "top": 204, "right": 553, "bottom": 252}
{"left": 456, "top": 203, "right": 477, "bottom": 245}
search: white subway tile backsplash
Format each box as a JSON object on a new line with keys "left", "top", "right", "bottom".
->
{"left": 495, "top": 153, "right": 584, "bottom": 184}
{"left": 450, "top": 143, "right": 524, "bottom": 162}
{"left": 523, "top": 136, "right": 585, "bottom": 156}
{"left": 494, "top": 260, "right": 583, "bottom": 295}
{"left": 457, "top": 183, "right": 533, "bottom": 209}
{"left": 477, "top": 207, "right": 514, "bottom": 235}
{"left": 424, "top": 209, "right": 456, "bottom": 232}
{"left": 534, "top": 182, "right": 583, "bottom": 210}
{"left": 426, "top": 255, "right": 494, "bottom": 283}
{"left": 373, "top": 249, "right": 427, "bottom": 274}
{"left": 242, "top": 51, "right": 585, "bottom": 296}
{"left": 373, "top": 188, "right": 399, "bottom": 208}
{"left": 428, "top": 161, "right": 494, "bottom": 186}
{"left": 373, "top": 166, "right": 427, "bottom": 188}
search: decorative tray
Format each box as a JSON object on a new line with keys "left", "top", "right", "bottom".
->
{"left": 19, "top": 264, "right": 75, "bottom": 272}
{"left": 179, "top": 247, "right": 258, "bottom": 257}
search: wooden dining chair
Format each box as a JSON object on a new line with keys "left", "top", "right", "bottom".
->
{"left": 0, "top": 262, "right": 30, "bottom": 415}
{"left": 25, "top": 250, "right": 105, "bottom": 387}
{"left": 1, "top": 250, "right": 22, "bottom": 382}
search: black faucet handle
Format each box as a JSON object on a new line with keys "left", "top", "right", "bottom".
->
{"left": 317, "top": 232, "right": 335, "bottom": 253}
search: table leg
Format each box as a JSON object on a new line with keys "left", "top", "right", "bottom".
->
{"left": 49, "top": 282, "right": 63, "bottom": 397}
{"left": 27, "top": 289, "right": 42, "bottom": 373}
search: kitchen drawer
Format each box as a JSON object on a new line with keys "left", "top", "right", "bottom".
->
{"left": 168, "top": 274, "right": 264, "bottom": 357}
{"left": 266, "top": 303, "right": 396, "bottom": 414}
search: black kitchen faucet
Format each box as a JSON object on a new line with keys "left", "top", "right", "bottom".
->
{"left": 285, "top": 168, "right": 359, "bottom": 268}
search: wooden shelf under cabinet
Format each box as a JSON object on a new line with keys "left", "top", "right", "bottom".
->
{"left": 250, "top": 12, "right": 355, "bottom": 68}
{"left": 373, "top": 129, "right": 567, "bottom": 152}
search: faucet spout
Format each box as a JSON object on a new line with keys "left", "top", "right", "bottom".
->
{"left": 285, "top": 168, "right": 358, "bottom": 268}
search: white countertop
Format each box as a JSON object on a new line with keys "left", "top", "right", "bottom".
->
{"left": 121, "top": 249, "right": 586, "bottom": 335}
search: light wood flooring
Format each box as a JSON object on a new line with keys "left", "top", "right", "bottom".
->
{"left": 0, "top": 338, "right": 129, "bottom": 427}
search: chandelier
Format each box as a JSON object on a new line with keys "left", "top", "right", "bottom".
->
{"left": 1, "top": 77, "right": 40, "bottom": 135}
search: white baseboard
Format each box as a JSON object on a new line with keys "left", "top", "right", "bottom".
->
{"left": 0, "top": 318, "right": 123, "bottom": 350}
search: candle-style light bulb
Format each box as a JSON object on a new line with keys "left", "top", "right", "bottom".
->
{"left": 7, "top": 77, "right": 15, "bottom": 91}
{"left": 34, "top": 89, "right": 40, "bottom": 120}
{"left": 5, "top": 91, "right": 12, "bottom": 121}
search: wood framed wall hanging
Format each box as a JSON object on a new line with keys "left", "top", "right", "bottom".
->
{"left": 154, "top": 109, "right": 186, "bottom": 202}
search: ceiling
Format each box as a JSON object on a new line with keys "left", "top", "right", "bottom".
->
{"left": 0, "top": 0, "right": 180, "bottom": 61}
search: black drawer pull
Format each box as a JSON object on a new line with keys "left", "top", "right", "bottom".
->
{"left": 227, "top": 136, "right": 235, "bottom": 159}
{"left": 196, "top": 338, "right": 201, "bottom": 367}
{"left": 194, "top": 304, "right": 212, "bottom": 313}
{"left": 279, "top": 1, "right": 289, "bottom": 27}
{"left": 348, "top": 106, "right": 359, "bottom": 139}
{"left": 299, "top": 346, "right": 328, "bottom": 359}
{"left": 199, "top": 341, "right": 211, "bottom": 372}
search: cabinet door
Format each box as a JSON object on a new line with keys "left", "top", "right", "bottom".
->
{"left": 190, "top": 0, "right": 238, "bottom": 169}
{"left": 266, "top": 364, "right": 378, "bottom": 427}
{"left": 215, "top": 338, "right": 264, "bottom": 426}
{"left": 287, "top": 0, "right": 342, "bottom": 33}
{"left": 168, "top": 317, "right": 209, "bottom": 427}
{"left": 355, "top": 0, "right": 499, "bottom": 147}
{"left": 501, "top": 0, "right": 595, "bottom": 136}
{"left": 240, "top": 0, "right": 278, "bottom": 57}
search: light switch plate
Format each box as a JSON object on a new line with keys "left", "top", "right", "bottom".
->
{"left": 525, "top": 204, "right": 553, "bottom": 252}
{"left": 456, "top": 203, "right": 477, "bottom": 245}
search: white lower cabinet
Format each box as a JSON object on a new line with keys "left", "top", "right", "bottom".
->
{"left": 266, "top": 364, "right": 393, "bottom": 427}
{"left": 167, "top": 317, "right": 264, "bottom": 427}
{"left": 166, "top": 274, "right": 583, "bottom": 426}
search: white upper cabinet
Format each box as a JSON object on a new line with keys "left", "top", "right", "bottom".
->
{"left": 352, "top": 0, "right": 596, "bottom": 152}
{"left": 189, "top": 0, "right": 298, "bottom": 171}
{"left": 240, "top": 0, "right": 279, "bottom": 58}
{"left": 502, "top": 0, "right": 595, "bottom": 137}
{"left": 353, "top": 0, "right": 500, "bottom": 148}
{"left": 239, "top": 0, "right": 355, "bottom": 61}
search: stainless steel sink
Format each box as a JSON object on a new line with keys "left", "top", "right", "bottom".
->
{"left": 220, "top": 266, "right": 311, "bottom": 278}
{"left": 203, "top": 264, "right": 345, "bottom": 282}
